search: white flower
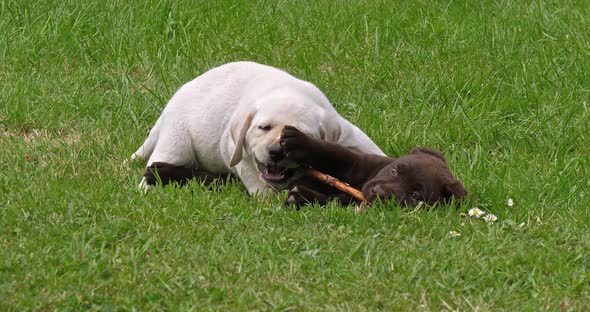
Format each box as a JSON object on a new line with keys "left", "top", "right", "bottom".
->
{"left": 507, "top": 198, "right": 514, "bottom": 207}
{"left": 483, "top": 214, "right": 498, "bottom": 223}
{"left": 468, "top": 207, "right": 485, "bottom": 218}
{"left": 518, "top": 222, "right": 525, "bottom": 228}
{"left": 535, "top": 216, "right": 544, "bottom": 225}
{"left": 449, "top": 230, "right": 461, "bottom": 237}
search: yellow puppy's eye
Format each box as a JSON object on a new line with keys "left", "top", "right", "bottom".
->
{"left": 258, "top": 125, "right": 272, "bottom": 131}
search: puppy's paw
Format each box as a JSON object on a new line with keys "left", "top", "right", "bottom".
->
{"left": 280, "top": 125, "right": 311, "bottom": 161}
{"left": 137, "top": 177, "right": 152, "bottom": 193}
{"left": 285, "top": 186, "right": 307, "bottom": 208}
{"left": 130, "top": 152, "right": 147, "bottom": 163}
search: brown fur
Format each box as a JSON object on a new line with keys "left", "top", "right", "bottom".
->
{"left": 280, "top": 126, "right": 467, "bottom": 207}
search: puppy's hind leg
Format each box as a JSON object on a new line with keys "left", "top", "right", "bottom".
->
{"left": 131, "top": 118, "right": 162, "bottom": 161}
{"left": 141, "top": 126, "right": 208, "bottom": 188}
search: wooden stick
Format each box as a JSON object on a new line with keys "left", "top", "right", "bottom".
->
{"left": 304, "top": 168, "right": 367, "bottom": 203}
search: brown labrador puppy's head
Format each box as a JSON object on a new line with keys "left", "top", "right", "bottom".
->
{"left": 361, "top": 148, "right": 467, "bottom": 207}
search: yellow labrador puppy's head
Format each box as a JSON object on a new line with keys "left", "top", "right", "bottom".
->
{"left": 229, "top": 93, "right": 339, "bottom": 188}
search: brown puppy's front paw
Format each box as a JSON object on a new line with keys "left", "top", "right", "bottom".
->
{"left": 280, "top": 125, "right": 312, "bottom": 162}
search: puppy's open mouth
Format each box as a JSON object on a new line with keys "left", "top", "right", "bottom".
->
{"left": 255, "top": 159, "right": 295, "bottom": 184}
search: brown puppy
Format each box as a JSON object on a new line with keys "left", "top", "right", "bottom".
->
{"left": 280, "top": 126, "right": 467, "bottom": 207}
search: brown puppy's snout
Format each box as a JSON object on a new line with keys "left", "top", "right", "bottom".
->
{"left": 363, "top": 183, "right": 393, "bottom": 203}
{"left": 268, "top": 144, "right": 285, "bottom": 162}
{"left": 368, "top": 185, "right": 384, "bottom": 199}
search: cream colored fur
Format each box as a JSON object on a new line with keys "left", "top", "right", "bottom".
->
{"left": 132, "top": 61, "right": 384, "bottom": 195}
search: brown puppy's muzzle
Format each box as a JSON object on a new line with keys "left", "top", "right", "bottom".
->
{"left": 362, "top": 179, "right": 396, "bottom": 203}
{"left": 362, "top": 178, "right": 423, "bottom": 207}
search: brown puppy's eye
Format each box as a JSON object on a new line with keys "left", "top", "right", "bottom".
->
{"left": 258, "top": 125, "right": 272, "bottom": 131}
{"left": 410, "top": 191, "right": 419, "bottom": 199}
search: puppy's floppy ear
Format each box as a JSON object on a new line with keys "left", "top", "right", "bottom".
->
{"left": 229, "top": 112, "right": 255, "bottom": 167}
{"left": 412, "top": 147, "right": 447, "bottom": 163}
{"left": 443, "top": 177, "right": 467, "bottom": 201}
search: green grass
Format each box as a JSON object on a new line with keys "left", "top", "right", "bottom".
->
{"left": 1, "top": 0, "right": 589, "bottom": 310}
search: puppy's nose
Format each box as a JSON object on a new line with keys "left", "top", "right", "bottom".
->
{"left": 369, "top": 185, "right": 384, "bottom": 199}
{"left": 268, "top": 145, "right": 284, "bottom": 162}
{"left": 368, "top": 185, "right": 393, "bottom": 202}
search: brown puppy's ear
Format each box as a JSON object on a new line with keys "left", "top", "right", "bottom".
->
{"left": 229, "top": 112, "right": 255, "bottom": 167}
{"left": 443, "top": 177, "right": 468, "bottom": 201}
{"left": 412, "top": 147, "right": 447, "bottom": 163}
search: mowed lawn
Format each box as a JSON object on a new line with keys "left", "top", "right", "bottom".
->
{"left": 1, "top": 0, "right": 589, "bottom": 310}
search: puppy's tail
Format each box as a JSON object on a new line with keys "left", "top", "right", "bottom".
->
{"left": 131, "top": 119, "right": 161, "bottom": 161}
